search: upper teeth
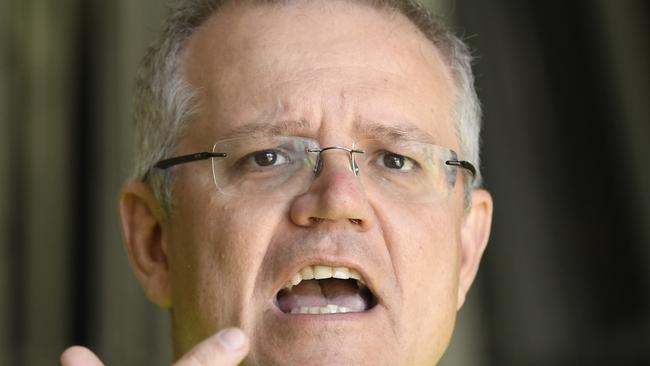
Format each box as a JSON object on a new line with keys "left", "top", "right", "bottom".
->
{"left": 284, "top": 265, "right": 366, "bottom": 290}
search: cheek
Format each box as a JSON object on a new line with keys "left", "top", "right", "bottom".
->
{"left": 374, "top": 200, "right": 461, "bottom": 351}
{"left": 166, "top": 193, "right": 286, "bottom": 346}
{"left": 378, "top": 200, "right": 460, "bottom": 287}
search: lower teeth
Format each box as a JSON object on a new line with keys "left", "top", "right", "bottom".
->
{"left": 290, "top": 304, "right": 352, "bottom": 314}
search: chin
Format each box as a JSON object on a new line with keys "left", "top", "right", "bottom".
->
{"left": 246, "top": 336, "right": 396, "bottom": 366}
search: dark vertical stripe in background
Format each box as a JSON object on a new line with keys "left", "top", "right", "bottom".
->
{"left": 71, "top": 0, "right": 93, "bottom": 347}
{"left": 6, "top": 1, "right": 27, "bottom": 363}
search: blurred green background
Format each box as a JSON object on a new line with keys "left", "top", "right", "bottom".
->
{"left": 0, "top": 0, "right": 648, "bottom": 365}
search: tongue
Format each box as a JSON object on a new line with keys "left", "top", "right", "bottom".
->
{"left": 277, "top": 279, "right": 368, "bottom": 313}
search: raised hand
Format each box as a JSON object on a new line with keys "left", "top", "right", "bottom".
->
{"left": 60, "top": 328, "right": 249, "bottom": 366}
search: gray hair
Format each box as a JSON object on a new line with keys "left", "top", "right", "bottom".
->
{"left": 132, "top": 0, "right": 483, "bottom": 211}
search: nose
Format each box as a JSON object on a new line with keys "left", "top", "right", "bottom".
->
{"left": 290, "top": 147, "right": 374, "bottom": 231}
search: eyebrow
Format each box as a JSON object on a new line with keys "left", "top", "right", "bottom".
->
{"left": 216, "top": 117, "right": 436, "bottom": 144}
{"left": 218, "top": 119, "right": 312, "bottom": 139}
{"left": 353, "top": 120, "right": 437, "bottom": 144}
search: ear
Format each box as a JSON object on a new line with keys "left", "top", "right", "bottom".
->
{"left": 119, "top": 181, "right": 172, "bottom": 308}
{"left": 457, "top": 189, "right": 493, "bottom": 309}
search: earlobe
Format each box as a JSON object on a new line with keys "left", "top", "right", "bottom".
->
{"left": 457, "top": 189, "right": 493, "bottom": 309}
{"left": 119, "top": 181, "right": 173, "bottom": 308}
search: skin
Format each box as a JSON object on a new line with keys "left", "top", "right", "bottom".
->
{"left": 61, "top": 1, "right": 492, "bottom": 365}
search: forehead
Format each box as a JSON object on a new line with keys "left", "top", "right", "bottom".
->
{"left": 182, "top": 1, "right": 457, "bottom": 147}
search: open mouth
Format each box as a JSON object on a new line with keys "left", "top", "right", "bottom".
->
{"left": 275, "top": 265, "right": 378, "bottom": 314}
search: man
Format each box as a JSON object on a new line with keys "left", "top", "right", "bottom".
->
{"left": 62, "top": 0, "right": 492, "bottom": 364}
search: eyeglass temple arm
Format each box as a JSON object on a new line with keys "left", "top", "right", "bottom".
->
{"left": 445, "top": 160, "right": 476, "bottom": 177}
{"left": 154, "top": 152, "right": 227, "bottom": 170}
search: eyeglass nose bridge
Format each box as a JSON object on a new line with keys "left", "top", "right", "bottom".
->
{"left": 307, "top": 146, "right": 365, "bottom": 177}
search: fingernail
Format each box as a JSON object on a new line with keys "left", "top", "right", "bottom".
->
{"left": 217, "top": 328, "right": 246, "bottom": 352}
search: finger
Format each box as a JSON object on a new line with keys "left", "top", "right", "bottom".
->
{"left": 174, "top": 327, "right": 249, "bottom": 366}
{"left": 60, "top": 346, "right": 105, "bottom": 366}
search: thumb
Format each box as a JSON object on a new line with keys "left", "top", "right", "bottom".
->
{"left": 174, "top": 328, "right": 249, "bottom": 366}
{"left": 60, "top": 346, "right": 105, "bottom": 366}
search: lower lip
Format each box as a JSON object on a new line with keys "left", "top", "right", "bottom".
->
{"left": 269, "top": 302, "right": 381, "bottom": 322}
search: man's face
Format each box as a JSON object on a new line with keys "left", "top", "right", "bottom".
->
{"left": 158, "top": 2, "right": 481, "bottom": 365}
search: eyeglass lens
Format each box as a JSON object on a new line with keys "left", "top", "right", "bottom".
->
{"left": 210, "top": 135, "right": 462, "bottom": 202}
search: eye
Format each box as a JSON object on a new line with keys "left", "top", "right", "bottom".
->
{"left": 378, "top": 152, "right": 416, "bottom": 171}
{"left": 250, "top": 150, "right": 289, "bottom": 167}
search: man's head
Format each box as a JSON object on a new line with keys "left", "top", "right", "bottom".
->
{"left": 119, "top": 0, "right": 493, "bottom": 365}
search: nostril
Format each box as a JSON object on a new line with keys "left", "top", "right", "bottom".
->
{"left": 309, "top": 217, "right": 362, "bottom": 225}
